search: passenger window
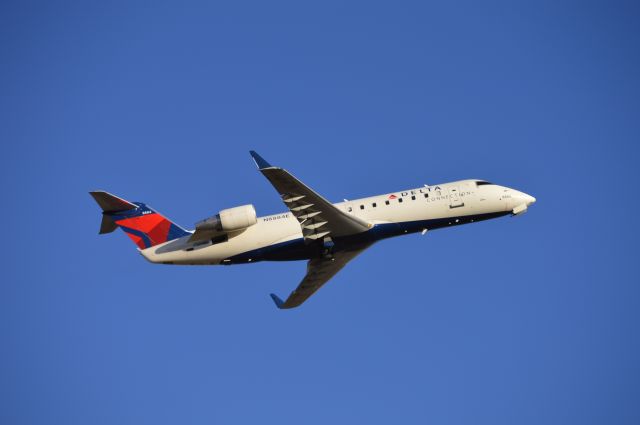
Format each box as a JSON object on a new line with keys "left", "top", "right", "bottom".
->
{"left": 372, "top": 202, "right": 377, "bottom": 208}
{"left": 348, "top": 206, "right": 352, "bottom": 212}
{"left": 398, "top": 198, "right": 403, "bottom": 203}
{"left": 411, "top": 195, "right": 416, "bottom": 200}
{"left": 385, "top": 200, "right": 390, "bottom": 205}
{"left": 424, "top": 193, "right": 428, "bottom": 198}
{"left": 360, "top": 205, "right": 364, "bottom": 210}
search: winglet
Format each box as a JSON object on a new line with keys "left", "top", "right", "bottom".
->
{"left": 249, "top": 150, "right": 273, "bottom": 169}
{"left": 269, "top": 293, "right": 286, "bottom": 309}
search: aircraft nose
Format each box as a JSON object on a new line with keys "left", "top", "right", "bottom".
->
{"left": 509, "top": 190, "right": 536, "bottom": 215}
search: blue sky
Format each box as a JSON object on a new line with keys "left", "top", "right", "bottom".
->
{"left": 1, "top": 1, "right": 639, "bottom": 424}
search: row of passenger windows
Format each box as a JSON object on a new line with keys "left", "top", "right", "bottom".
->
{"left": 349, "top": 193, "right": 430, "bottom": 211}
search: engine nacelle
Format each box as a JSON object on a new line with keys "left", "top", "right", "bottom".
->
{"left": 195, "top": 204, "right": 257, "bottom": 233}
{"left": 219, "top": 204, "right": 257, "bottom": 231}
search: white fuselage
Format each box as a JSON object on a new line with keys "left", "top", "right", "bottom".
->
{"left": 140, "top": 180, "right": 535, "bottom": 265}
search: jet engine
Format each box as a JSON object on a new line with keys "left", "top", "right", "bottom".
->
{"left": 194, "top": 204, "right": 257, "bottom": 233}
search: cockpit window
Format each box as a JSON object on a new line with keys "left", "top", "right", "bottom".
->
{"left": 476, "top": 181, "right": 493, "bottom": 186}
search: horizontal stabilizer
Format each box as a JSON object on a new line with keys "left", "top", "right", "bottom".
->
{"left": 90, "top": 191, "right": 137, "bottom": 212}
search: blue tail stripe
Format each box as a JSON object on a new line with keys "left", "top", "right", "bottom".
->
{"left": 118, "top": 225, "right": 152, "bottom": 248}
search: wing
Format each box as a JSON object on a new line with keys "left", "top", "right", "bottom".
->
{"left": 250, "top": 151, "right": 371, "bottom": 241}
{"left": 269, "top": 244, "right": 372, "bottom": 309}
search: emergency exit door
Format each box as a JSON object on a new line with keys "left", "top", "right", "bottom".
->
{"left": 449, "top": 187, "right": 464, "bottom": 208}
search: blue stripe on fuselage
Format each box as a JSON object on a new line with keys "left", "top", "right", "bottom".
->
{"left": 225, "top": 211, "right": 510, "bottom": 264}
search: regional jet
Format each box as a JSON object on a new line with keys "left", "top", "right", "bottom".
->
{"left": 90, "top": 151, "right": 536, "bottom": 309}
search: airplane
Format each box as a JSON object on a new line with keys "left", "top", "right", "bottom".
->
{"left": 90, "top": 151, "right": 536, "bottom": 309}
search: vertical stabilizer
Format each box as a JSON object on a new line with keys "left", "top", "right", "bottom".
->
{"left": 89, "top": 191, "right": 189, "bottom": 248}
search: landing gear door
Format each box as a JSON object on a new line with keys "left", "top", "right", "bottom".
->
{"left": 449, "top": 187, "right": 464, "bottom": 208}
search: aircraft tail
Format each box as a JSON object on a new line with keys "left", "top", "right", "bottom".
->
{"left": 89, "top": 191, "right": 190, "bottom": 249}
